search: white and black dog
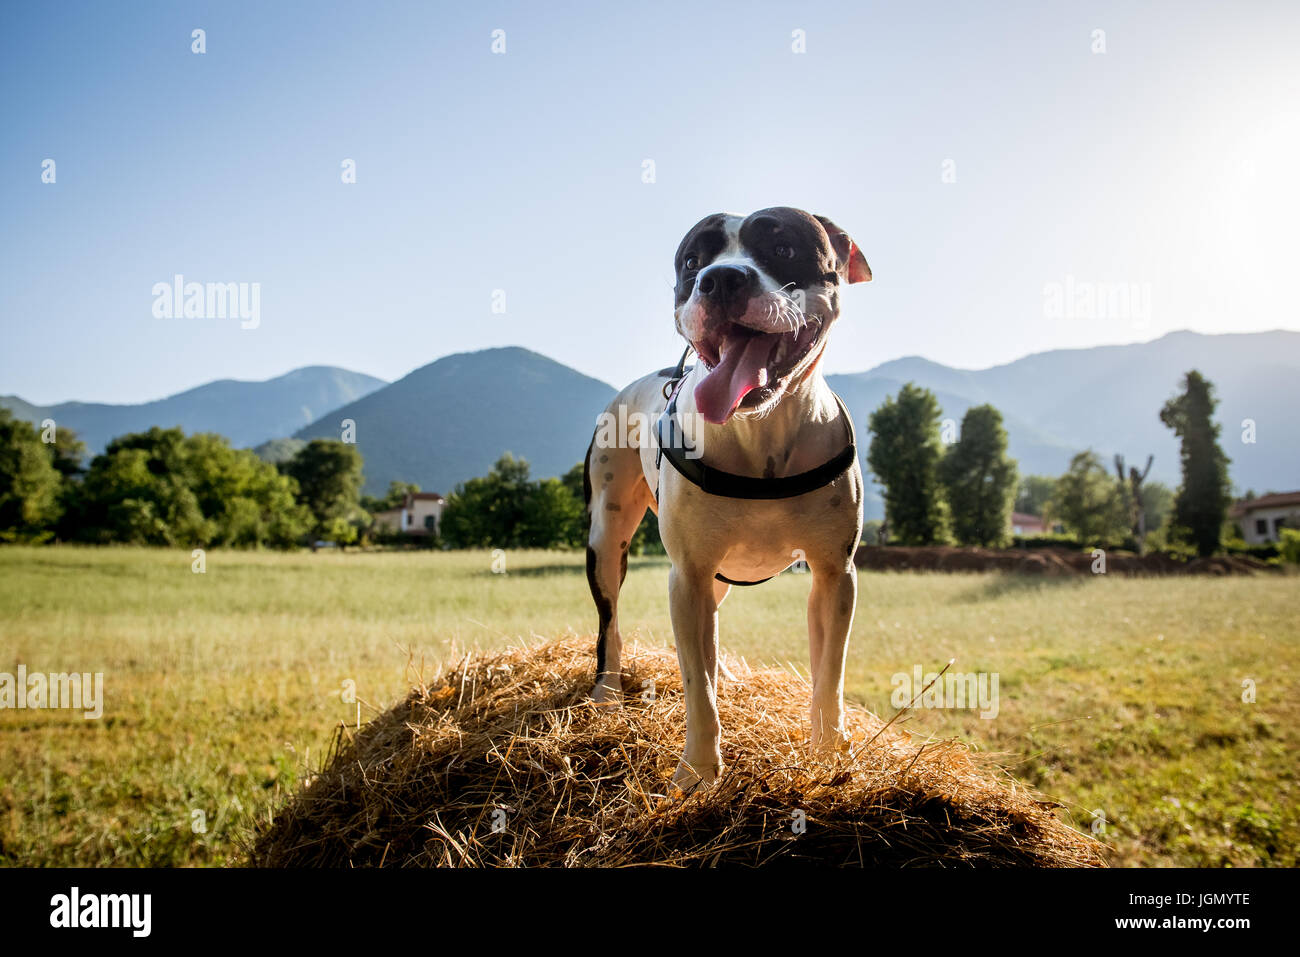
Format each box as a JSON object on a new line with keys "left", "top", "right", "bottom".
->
{"left": 583, "top": 207, "right": 871, "bottom": 791}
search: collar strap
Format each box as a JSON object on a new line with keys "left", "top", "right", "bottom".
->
{"left": 656, "top": 381, "right": 858, "bottom": 500}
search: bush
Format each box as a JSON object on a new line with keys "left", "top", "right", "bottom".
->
{"left": 1221, "top": 538, "right": 1280, "bottom": 560}
{"left": 1011, "top": 533, "right": 1138, "bottom": 552}
{"left": 1279, "top": 528, "right": 1300, "bottom": 565}
{"left": 1011, "top": 533, "right": 1089, "bottom": 550}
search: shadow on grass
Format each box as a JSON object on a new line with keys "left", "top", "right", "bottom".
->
{"left": 479, "top": 556, "right": 672, "bottom": 579}
{"left": 2, "top": 556, "right": 149, "bottom": 578}
{"left": 955, "top": 572, "right": 1091, "bottom": 603}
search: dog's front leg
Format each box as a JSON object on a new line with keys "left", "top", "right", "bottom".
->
{"left": 668, "top": 563, "right": 723, "bottom": 791}
{"left": 807, "top": 560, "right": 856, "bottom": 751}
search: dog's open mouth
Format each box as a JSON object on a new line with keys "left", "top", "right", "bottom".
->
{"left": 691, "top": 319, "right": 822, "bottom": 424}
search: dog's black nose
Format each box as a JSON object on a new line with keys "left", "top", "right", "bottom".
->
{"left": 697, "top": 264, "right": 756, "bottom": 306}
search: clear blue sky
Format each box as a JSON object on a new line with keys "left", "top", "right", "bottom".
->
{"left": 3, "top": 0, "right": 1297, "bottom": 405}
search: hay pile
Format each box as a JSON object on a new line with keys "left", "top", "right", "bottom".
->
{"left": 249, "top": 637, "right": 1105, "bottom": 867}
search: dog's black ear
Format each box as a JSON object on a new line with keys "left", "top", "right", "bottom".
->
{"left": 815, "top": 215, "right": 872, "bottom": 284}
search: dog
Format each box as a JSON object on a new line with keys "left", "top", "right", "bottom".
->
{"left": 583, "top": 206, "right": 871, "bottom": 791}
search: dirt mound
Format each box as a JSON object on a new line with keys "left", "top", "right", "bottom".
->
{"left": 249, "top": 637, "right": 1104, "bottom": 868}
{"left": 1184, "top": 555, "right": 1272, "bottom": 575}
{"left": 856, "top": 545, "right": 1271, "bottom": 576}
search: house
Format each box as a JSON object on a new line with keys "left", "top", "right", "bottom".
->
{"left": 372, "top": 492, "right": 444, "bottom": 537}
{"left": 1230, "top": 491, "right": 1300, "bottom": 544}
{"left": 1011, "top": 512, "right": 1046, "bottom": 536}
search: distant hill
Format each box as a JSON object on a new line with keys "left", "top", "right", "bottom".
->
{"left": 830, "top": 329, "right": 1300, "bottom": 517}
{"left": 292, "top": 347, "right": 617, "bottom": 496}
{"left": 1, "top": 367, "right": 387, "bottom": 456}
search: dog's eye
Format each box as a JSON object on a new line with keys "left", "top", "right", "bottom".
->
{"left": 774, "top": 244, "right": 796, "bottom": 259}
{"left": 684, "top": 255, "right": 699, "bottom": 270}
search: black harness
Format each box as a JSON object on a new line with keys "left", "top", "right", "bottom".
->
{"left": 654, "top": 347, "right": 858, "bottom": 586}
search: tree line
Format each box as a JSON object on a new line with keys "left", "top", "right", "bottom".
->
{"left": 0, "top": 410, "right": 659, "bottom": 552}
{"left": 0, "top": 414, "right": 369, "bottom": 549}
{"left": 0, "top": 368, "right": 1245, "bottom": 556}
{"left": 865, "top": 369, "right": 1236, "bottom": 557}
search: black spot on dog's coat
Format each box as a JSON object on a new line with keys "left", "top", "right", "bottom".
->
{"left": 586, "top": 545, "right": 613, "bottom": 678}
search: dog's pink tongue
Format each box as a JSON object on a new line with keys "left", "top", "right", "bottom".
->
{"left": 694, "top": 334, "right": 770, "bottom": 424}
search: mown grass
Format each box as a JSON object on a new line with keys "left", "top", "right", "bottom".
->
{"left": 0, "top": 546, "right": 1294, "bottom": 867}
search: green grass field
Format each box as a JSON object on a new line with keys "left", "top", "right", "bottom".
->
{"left": 0, "top": 546, "right": 1294, "bottom": 867}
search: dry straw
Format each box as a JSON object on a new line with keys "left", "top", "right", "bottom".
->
{"left": 250, "top": 636, "right": 1106, "bottom": 867}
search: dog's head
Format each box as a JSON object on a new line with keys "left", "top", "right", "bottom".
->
{"left": 673, "top": 207, "right": 871, "bottom": 424}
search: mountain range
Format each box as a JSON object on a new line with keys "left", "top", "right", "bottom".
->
{"left": 1, "top": 367, "right": 387, "bottom": 455}
{"left": 827, "top": 329, "right": 1300, "bottom": 500}
{"left": 4, "top": 331, "right": 1297, "bottom": 515}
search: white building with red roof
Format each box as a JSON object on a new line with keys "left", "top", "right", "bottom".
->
{"left": 1231, "top": 491, "right": 1300, "bottom": 544}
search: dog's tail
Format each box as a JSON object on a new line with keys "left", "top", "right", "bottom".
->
{"left": 581, "top": 434, "right": 595, "bottom": 516}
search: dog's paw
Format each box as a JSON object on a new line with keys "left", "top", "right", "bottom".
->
{"left": 810, "top": 721, "right": 851, "bottom": 754}
{"left": 589, "top": 679, "right": 624, "bottom": 709}
{"left": 669, "top": 758, "right": 722, "bottom": 795}
{"left": 823, "top": 730, "right": 852, "bottom": 754}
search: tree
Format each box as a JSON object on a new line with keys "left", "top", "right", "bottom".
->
{"left": 281, "top": 439, "right": 366, "bottom": 542}
{"left": 1160, "top": 370, "right": 1232, "bottom": 557}
{"left": 361, "top": 480, "right": 421, "bottom": 515}
{"left": 1114, "top": 453, "right": 1155, "bottom": 553}
{"left": 441, "top": 454, "right": 625, "bottom": 550}
{"left": 866, "top": 383, "right": 950, "bottom": 545}
{"left": 1140, "top": 481, "right": 1175, "bottom": 546}
{"left": 183, "top": 432, "right": 310, "bottom": 547}
{"left": 939, "top": 405, "right": 1018, "bottom": 546}
{"left": 0, "top": 409, "right": 63, "bottom": 540}
{"left": 72, "top": 428, "right": 211, "bottom": 546}
{"left": 440, "top": 453, "right": 535, "bottom": 548}
{"left": 1014, "top": 475, "right": 1057, "bottom": 518}
{"left": 46, "top": 424, "right": 88, "bottom": 538}
{"left": 70, "top": 427, "right": 309, "bottom": 548}
{"left": 523, "top": 476, "right": 586, "bottom": 548}
{"left": 1046, "top": 451, "right": 1128, "bottom": 545}
{"left": 46, "top": 425, "right": 87, "bottom": 479}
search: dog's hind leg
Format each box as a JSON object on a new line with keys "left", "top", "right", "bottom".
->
{"left": 584, "top": 434, "right": 654, "bottom": 705}
{"left": 806, "top": 555, "right": 856, "bottom": 751}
